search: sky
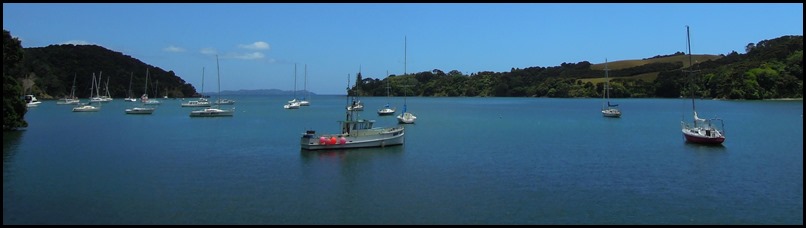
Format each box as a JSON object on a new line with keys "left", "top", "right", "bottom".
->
{"left": 3, "top": 3, "right": 803, "bottom": 95}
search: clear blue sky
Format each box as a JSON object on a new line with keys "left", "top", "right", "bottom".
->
{"left": 3, "top": 3, "right": 803, "bottom": 95}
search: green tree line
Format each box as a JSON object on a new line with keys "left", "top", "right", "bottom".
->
{"left": 351, "top": 35, "right": 802, "bottom": 100}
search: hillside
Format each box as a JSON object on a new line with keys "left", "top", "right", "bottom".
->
{"left": 217, "top": 89, "right": 316, "bottom": 96}
{"left": 579, "top": 54, "right": 724, "bottom": 84}
{"left": 352, "top": 35, "right": 801, "bottom": 99}
{"left": 19, "top": 44, "right": 198, "bottom": 99}
{"left": 590, "top": 54, "right": 723, "bottom": 71}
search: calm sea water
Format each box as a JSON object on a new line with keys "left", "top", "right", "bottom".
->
{"left": 3, "top": 96, "right": 803, "bottom": 225}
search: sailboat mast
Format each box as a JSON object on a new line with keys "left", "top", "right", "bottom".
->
{"left": 201, "top": 67, "right": 205, "bottom": 96}
{"left": 216, "top": 55, "right": 221, "bottom": 106}
{"left": 71, "top": 73, "right": 77, "bottom": 99}
{"left": 304, "top": 64, "right": 307, "bottom": 100}
{"left": 106, "top": 76, "right": 110, "bottom": 97}
{"left": 686, "top": 25, "right": 696, "bottom": 117}
{"left": 603, "top": 59, "right": 610, "bottom": 109}
{"left": 128, "top": 72, "right": 133, "bottom": 98}
{"left": 404, "top": 36, "right": 407, "bottom": 76}
{"left": 97, "top": 71, "right": 103, "bottom": 98}
{"left": 90, "top": 73, "right": 96, "bottom": 100}
{"left": 144, "top": 68, "right": 149, "bottom": 97}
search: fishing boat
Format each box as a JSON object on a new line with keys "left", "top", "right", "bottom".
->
{"left": 601, "top": 59, "right": 621, "bottom": 118}
{"left": 680, "top": 25, "right": 725, "bottom": 145}
{"left": 300, "top": 75, "right": 405, "bottom": 150}
{"left": 190, "top": 55, "right": 234, "bottom": 117}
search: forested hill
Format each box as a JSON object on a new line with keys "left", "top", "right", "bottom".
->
{"left": 19, "top": 44, "right": 197, "bottom": 99}
{"left": 350, "top": 35, "right": 802, "bottom": 100}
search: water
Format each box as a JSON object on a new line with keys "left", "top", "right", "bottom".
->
{"left": 3, "top": 96, "right": 802, "bottom": 224}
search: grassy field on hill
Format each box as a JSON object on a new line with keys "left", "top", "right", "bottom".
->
{"left": 578, "top": 54, "right": 723, "bottom": 84}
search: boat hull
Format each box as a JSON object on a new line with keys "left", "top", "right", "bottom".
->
{"left": 125, "top": 108, "right": 155, "bottom": 114}
{"left": 378, "top": 109, "right": 395, "bottom": 116}
{"left": 683, "top": 133, "right": 725, "bottom": 144}
{"left": 602, "top": 109, "right": 621, "bottom": 118}
{"left": 181, "top": 103, "right": 211, "bottom": 107}
{"left": 57, "top": 99, "right": 80, "bottom": 105}
{"left": 682, "top": 127, "right": 725, "bottom": 145}
{"left": 300, "top": 127, "right": 405, "bottom": 150}
{"left": 189, "top": 108, "right": 234, "bottom": 117}
{"left": 397, "top": 113, "right": 416, "bottom": 124}
{"left": 72, "top": 105, "right": 100, "bottom": 112}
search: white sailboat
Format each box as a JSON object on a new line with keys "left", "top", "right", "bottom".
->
{"left": 190, "top": 55, "right": 234, "bottom": 117}
{"left": 125, "top": 72, "right": 137, "bottom": 102}
{"left": 680, "top": 25, "right": 725, "bottom": 145}
{"left": 90, "top": 72, "right": 105, "bottom": 103}
{"left": 142, "top": 68, "right": 161, "bottom": 105}
{"left": 102, "top": 75, "right": 113, "bottom": 102}
{"left": 126, "top": 68, "right": 156, "bottom": 114}
{"left": 300, "top": 74, "right": 405, "bottom": 150}
{"left": 284, "top": 63, "right": 301, "bottom": 109}
{"left": 396, "top": 88, "right": 416, "bottom": 124}
{"left": 182, "top": 67, "right": 211, "bottom": 107}
{"left": 396, "top": 36, "right": 416, "bottom": 124}
{"left": 299, "top": 64, "right": 310, "bottom": 106}
{"left": 214, "top": 98, "right": 235, "bottom": 105}
{"left": 211, "top": 67, "right": 235, "bottom": 105}
{"left": 601, "top": 59, "right": 621, "bottom": 118}
{"left": 346, "top": 67, "right": 364, "bottom": 111}
{"left": 73, "top": 74, "right": 101, "bottom": 112}
{"left": 57, "top": 73, "right": 80, "bottom": 105}
{"left": 378, "top": 74, "right": 395, "bottom": 116}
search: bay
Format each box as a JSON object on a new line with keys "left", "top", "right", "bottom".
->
{"left": 3, "top": 96, "right": 802, "bottom": 224}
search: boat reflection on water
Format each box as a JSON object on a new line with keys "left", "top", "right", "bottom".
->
{"left": 684, "top": 140, "right": 727, "bottom": 150}
{"left": 299, "top": 146, "right": 404, "bottom": 164}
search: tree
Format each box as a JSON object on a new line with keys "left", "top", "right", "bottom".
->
{"left": 3, "top": 29, "right": 28, "bottom": 130}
